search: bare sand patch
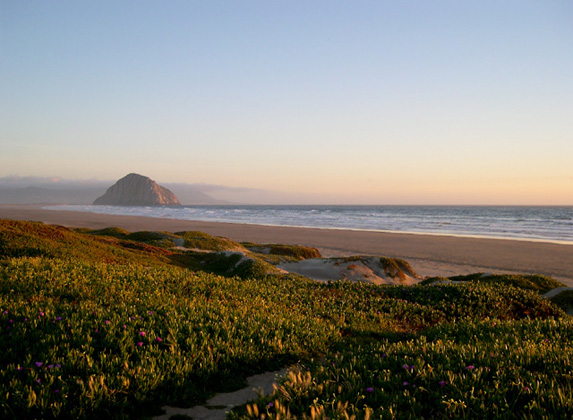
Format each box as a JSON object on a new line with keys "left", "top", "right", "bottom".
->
{"left": 278, "top": 257, "right": 419, "bottom": 285}
{"left": 152, "top": 368, "right": 288, "bottom": 420}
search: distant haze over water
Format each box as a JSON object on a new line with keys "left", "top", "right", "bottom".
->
{"left": 48, "top": 205, "right": 573, "bottom": 245}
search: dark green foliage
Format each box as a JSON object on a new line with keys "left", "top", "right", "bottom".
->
{"left": 424, "top": 273, "right": 565, "bottom": 294}
{"left": 79, "top": 227, "right": 131, "bottom": 239}
{"left": 550, "top": 290, "right": 573, "bottom": 312}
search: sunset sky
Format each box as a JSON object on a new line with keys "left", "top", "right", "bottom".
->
{"left": 1, "top": 1, "right": 572, "bottom": 204}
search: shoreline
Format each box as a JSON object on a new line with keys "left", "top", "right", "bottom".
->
{"left": 46, "top": 204, "right": 573, "bottom": 246}
{"left": 1, "top": 204, "right": 572, "bottom": 286}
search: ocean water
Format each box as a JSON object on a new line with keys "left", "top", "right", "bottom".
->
{"left": 48, "top": 205, "right": 573, "bottom": 244}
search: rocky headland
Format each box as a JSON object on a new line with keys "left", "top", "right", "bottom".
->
{"left": 93, "top": 173, "right": 181, "bottom": 206}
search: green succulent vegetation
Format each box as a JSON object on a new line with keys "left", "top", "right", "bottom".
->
{"left": 175, "top": 231, "right": 246, "bottom": 252}
{"left": 241, "top": 243, "right": 322, "bottom": 263}
{"left": 550, "top": 290, "right": 573, "bottom": 313}
{"left": 0, "top": 219, "right": 571, "bottom": 419}
{"left": 421, "top": 272, "right": 565, "bottom": 294}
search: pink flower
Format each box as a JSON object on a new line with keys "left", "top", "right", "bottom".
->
{"left": 139, "top": 331, "right": 146, "bottom": 336}
{"left": 156, "top": 337, "right": 162, "bottom": 342}
{"left": 137, "top": 342, "right": 143, "bottom": 347}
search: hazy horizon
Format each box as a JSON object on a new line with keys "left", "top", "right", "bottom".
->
{"left": 2, "top": 1, "right": 572, "bottom": 205}
{"left": 1, "top": 174, "right": 572, "bottom": 206}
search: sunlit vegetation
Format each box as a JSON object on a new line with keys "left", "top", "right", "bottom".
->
{"left": 242, "top": 243, "right": 321, "bottom": 263}
{"left": 0, "top": 219, "right": 571, "bottom": 419}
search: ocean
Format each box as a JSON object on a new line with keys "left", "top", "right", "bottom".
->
{"left": 47, "top": 205, "right": 573, "bottom": 245}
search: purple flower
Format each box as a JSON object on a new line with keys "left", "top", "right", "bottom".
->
{"left": 439, "top": 381, "right": 447, "bottom": 387}
{"left": 137, "top": 342, "right": 143, "bottom": 347}
{"left": 139, "top": 331, "right": 146, "bottom": 336}
{"left": 403, "top": 381, "right": 409, "bottom": 386}
{"left": 466, "top": 365, "right": 475, "bottom": 370}
{"left": 36, "top": 379, "right": 41, "bottom": 383}
{"left": 39, "top": 312, "right": 44, "bottom": 316}
{"left": 35, "top": 362, "right": 43, "bottom": 367}
{"left": 105, "top": 320, "right": 110, "bottom": 325}
{"left": 53, "top": 389, "right": 59, "bottom": 393}
{"left": 55, "top": 364, "right": 61, "bottom": 368}
{"left": 9, "top": 319, "right": 13, "bottom": 323}
{"left": 55, "top": 317, "right": 62, "bottom": 321}
{"left": 148, "top": 311, "right": 153, "bottom": 315}
{"left": 48, "top": 365, "right": 54, "bottom": 369}
{"left": 366, "top": 387, "right": 374, "bottom": 392}
{"left": 2, "top": 310, "right": 7, "bottom": 314}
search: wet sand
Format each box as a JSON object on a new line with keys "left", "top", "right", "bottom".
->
{"left": 1, "top": 204, "right": 572, "bottom": 285}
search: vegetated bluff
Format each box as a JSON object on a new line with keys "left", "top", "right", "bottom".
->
{"left": 93, "top": 173, "right": 181, "bottom": 206}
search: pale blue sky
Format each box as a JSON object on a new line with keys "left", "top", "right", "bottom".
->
{"left": 1, "top": 1, "right": 572, "bottom": 204}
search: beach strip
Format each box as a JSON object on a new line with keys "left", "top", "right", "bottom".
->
{"left": 1, "top": 204, "right": 572, "bottom": 285}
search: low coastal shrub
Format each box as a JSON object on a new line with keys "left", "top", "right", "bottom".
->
{"left": 176, "top": 231, "right": 245, "bottom": 252}
{"left": 0, "top": 219, "right": 570, "bottom": 419}
{"left": 241, "top": 243, "right": 322, "bottom": 261}
{"left": 422, "top": 273, "right": 565, "bottom": 294}
{"left": 79, "top": 227, "right": 131, "bottom": 239}
{"left": 550, "top": 290, "right": 573, "bottom": 313}
{"left": 379, "top": 257, "right": 417, "bottom": 280}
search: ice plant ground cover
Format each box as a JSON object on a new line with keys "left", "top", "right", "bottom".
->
{"left": 0, "top": 219, "right": 571, "bottom": 419}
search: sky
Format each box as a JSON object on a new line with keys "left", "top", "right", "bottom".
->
{"left": 1, "top": 0, "right": 572, "bottom": 205}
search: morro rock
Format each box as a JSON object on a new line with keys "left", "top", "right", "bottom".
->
{"left": 93, "top": 173, "right": 181, "bottom": 206}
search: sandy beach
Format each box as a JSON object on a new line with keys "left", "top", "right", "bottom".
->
{"left": 1, "top": 204, "right": 572, "bottom": 286}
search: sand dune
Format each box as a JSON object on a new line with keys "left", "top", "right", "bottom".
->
{"left": 1, "top": 204, "right": 572, "bottom": 286}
